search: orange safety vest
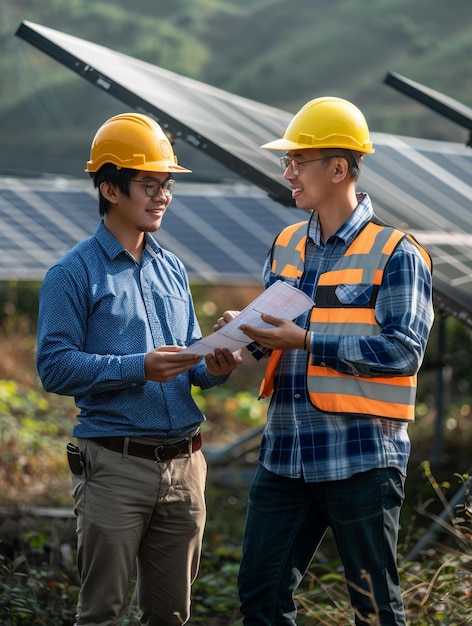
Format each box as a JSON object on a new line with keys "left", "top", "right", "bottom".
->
{"left": 259, "top": 218, "right": 432, "bottom": 422}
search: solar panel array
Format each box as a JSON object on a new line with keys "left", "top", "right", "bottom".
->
{"left": 7, "top": 21, "right": 472, "bottom": 327}
{"left": 16, "top": 21, "right": 294, "bottom": 206}
{"left": 360, "top": 135, "right": 472, "bottom": 326}
{"left": 0, "top": 177, "right": 298, "bottom": 284}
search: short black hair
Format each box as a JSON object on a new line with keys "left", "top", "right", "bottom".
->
{"left": 89, "top": 164, "right": 135, "bottom": 216}
{"left": 320, "top": 148, "right": 363, "bottom": 182}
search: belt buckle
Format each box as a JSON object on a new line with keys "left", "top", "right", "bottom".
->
{"left": 154, "top": 444, "right": 181, "bottom": 462}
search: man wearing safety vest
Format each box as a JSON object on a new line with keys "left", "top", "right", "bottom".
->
{"left": 215, "top": 97, "right": 434, "bottom": 625}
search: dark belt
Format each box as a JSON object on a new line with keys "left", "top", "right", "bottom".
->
{"left": 89, "top": 431, "right": 202, "bottom": 462}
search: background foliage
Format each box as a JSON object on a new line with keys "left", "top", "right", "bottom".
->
{"left": 1, "top": 0, "right": 472, "bottom": 178}
{"left": 0, "top": 312, "right": 471, "bottom": 624}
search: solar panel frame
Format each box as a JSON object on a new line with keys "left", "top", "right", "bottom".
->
{"left": 12, "top": 21, "right": 472, "bottom": 327}
{"left": 16, "top": 20, "right": 294, "bottom": 207}
{"left": 384, "top": 71, "right": 472, "bottom": 143}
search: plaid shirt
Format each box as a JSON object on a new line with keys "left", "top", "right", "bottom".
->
{"left": 255, "top": 194, "right": 434, "bottom": 482}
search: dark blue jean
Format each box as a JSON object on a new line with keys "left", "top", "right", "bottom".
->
{"left": 238, "top": 465, "right": 406, "bottom": 626}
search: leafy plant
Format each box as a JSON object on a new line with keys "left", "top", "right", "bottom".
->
{"left": 0, "top": 379, "right": 75, "bottom": 506}
{"left": 0, "top": 542, "right": 79, "bottom": 626}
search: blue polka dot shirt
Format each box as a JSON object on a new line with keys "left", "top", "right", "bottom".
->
{"left": 36, "top": 220, "right": 228, "bottom": 439}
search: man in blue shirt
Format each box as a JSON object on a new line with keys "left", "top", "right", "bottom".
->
{"left": 215, "top": 97, "right": 434, "bottom": 625}
{"left": 36, "top": 112, "right": 241, "bottom": 626}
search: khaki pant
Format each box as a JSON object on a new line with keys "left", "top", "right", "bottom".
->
{"left": 72, "top": 438, "right": 207, "bottom": 626}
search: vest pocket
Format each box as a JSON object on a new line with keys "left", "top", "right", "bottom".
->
{"left": 335, "top": 283, "right": 374, "bottom": 305}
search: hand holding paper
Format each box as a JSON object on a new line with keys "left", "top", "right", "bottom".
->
{"left": 182, "top": 280, "right": 314, "bottom": 356}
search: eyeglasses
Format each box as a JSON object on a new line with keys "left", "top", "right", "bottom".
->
{"left": 279, "top": 155, "right": 336, "bottom": 177}
{"left": 130, "top": 178, "right": 175, "bottom": 198}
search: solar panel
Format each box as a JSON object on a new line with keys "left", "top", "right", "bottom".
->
{"left": 359, "top": 136, "right": 472, "bottom": 326}
{"left": 384, "top": 71, "right": 472, "bottom": 146}
{"left": 13, "top": 21, "right": 472, "bottom": 327}
{"left": 0, "top": 177, "right": 298, "bottom": 284}
{"left": 15, "top": 20, "right": 294, "bottom": 207}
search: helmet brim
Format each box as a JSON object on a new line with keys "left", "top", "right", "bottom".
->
{"left": 85, "top": 160, "right": 192, "bottom": 173}
{"left": 261, "top": 137, "right": 374, "bottom": 154}
{"left": 144, "top": 161, "right": 192, "bottom": 173}
{"left": 260, "top": 138, "right": 306, "bottom": 151}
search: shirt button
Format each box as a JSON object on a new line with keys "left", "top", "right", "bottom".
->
{"left": 294, "top": 393, "right": 300, "bottom": 399}
{"left": 320, "top": 362, "right": 326, "bottom": 367}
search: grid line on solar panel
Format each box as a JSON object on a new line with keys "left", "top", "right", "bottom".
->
{"left": 363, "top": 160, "right": 472, "bottom": 232}
{"left": 204, "top": 197, "right": 275, "bottom": 248}
{"left": 8, "top": 187, "right": 94, "bottom": 244}
{"left": 360, "top": 168, "right": 467, "bottom": 232}
{"left": 422, "top": 151, "right": 472, "bottom": 179}
{"left": 0, "top": 191, "right": 82, "bottom": 254}
{"left": 229, "top": 196, "right": 301, "bottom": 227}
{"left": 166, "top": 197, "right": 262, "bottom": 275}
{"left": 37, "top": 191, "right": 100, "bottom": 231}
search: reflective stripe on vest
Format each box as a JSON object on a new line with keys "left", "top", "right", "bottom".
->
{"left": 260, "top": 220, "right": 431, "bottom": 422}
{"left": 270, "top": 221, "right": 307, "bottom": 279}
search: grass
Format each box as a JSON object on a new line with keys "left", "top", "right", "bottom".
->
{"left": 1, "top": 326, "right": 472, "bottom": 624}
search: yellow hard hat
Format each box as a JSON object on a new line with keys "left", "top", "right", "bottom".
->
{"left": 261, "top": 96, "right": 374, "bottom": 154}
{"left": 86, "top": 112, "right": 191, "bottom": 173}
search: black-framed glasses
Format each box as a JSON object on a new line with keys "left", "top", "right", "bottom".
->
{"left": 279, "top": 155, "right": 336, "bottom": 177}
{"left": 130, "top": 178, "right": 175, "bottom": 198}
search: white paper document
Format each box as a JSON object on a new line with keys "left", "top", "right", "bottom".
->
{"left": 182, "top": 280, "right": 314, "bottom": 356}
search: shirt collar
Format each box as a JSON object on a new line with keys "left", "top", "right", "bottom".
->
{"left": 308, "top": 192, "right": 373, "bottom": 246}
{"left": 95, "top": 220, "right": 163, "bottom": 261}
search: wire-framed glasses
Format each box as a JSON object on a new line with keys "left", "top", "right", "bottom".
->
{"left": 279, "top": 155, "right": 336, "bottom": 176}
{"left": 130, "top": 178, "right": 175, "bottom": 198}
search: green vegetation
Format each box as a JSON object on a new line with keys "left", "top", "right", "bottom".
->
{"left": 1, "top": 0, "right": 472, "bottom": 177}
{"left": 1, "top": 375, "right": 471, "bottom": 625}
{"left": 1, "top": 281, "right": 472, "bottom": 624}
{"left": 1, "top": 366, "right": 471, "bottom": 624}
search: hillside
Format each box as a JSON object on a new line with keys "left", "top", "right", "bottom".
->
{"left": 1, "top": 0, "right": 471, "bottom": 179}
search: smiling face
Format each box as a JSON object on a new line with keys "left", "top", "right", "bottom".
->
{"left": 282, "top": 149, "right": 339, "bottom": 213}
{"left": 101, "top": 169, "right": 173, "bottom": 236}
{"left": 98, "top": 169, "right": 175, "bottom": 258}
{"left": 281, "top": 148, "right": 361, "bottom": 240}
{"left": 121, "top": 171, "right": 173, "bottom": 234}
